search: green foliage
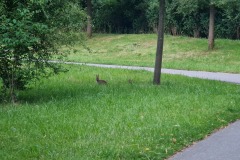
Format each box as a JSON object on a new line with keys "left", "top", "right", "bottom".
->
{"left": 92, "top": 0, "right": 149, "bottom": 33}
{"left": 40, "top": 0, "right": 87, "bottom": 31}
{"left": 165, "top": 0, "right": 182, "bottom": 35}
{"left": 163, "top": 0, "right": 240, "bottom": 38}
{"left": 0, "top": 0, "right": 87, "bottom": 102}
{"left": 90, "top": 0, "right": 240, "bottom": 39}
{"left": 0, "top": 8, "right": 62, "bottom": 102}
{"left": 215, "top": 1, "right": 240, "bottom": 39}
{"left": 146, "top": 0, "right": 159, "bottom": 31}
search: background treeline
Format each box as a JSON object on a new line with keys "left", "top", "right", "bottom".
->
{"left": 89, "top": 0, "right": 240, "bottom": 39}
{"left": 1, "top": 0, "right": 240, "bottom": 39}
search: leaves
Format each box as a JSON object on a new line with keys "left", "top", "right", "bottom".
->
{"left": 0, "top": 0, "right": 87, "bottom": 102}
{"left": 0, "top": 7, "right": 59, "bottom": 102}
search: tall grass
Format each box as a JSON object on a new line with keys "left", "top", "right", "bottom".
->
{"left": 64, "top": 34, "right": 240, "bottom": 73}
{"left": 1, "top": 65, "right": 240, "bottom": 159}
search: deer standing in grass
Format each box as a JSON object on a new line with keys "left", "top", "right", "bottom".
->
{"left": 96, "top": 74, "right": 107, "bottom": 85}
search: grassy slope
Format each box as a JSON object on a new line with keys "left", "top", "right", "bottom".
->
{"left": 1, "top": 65, "right": 240, "bottom": 159}
{"left": 65, "top": 34, "right": 240, "bottom": 73}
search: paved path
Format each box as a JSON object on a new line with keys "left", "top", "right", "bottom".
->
{"left": 169, "top": 120, "right": 240, "bottom": 160}
{"left": 52, "top": 61, "right": 240, "bottom": 159}
{"left": 52, "top": 61, "right": 240, "bottom": 84}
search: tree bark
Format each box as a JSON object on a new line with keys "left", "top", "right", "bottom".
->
{"left": 208, "top": 5, "right": 215, "bottom": 50}
{"left": 153, "top": 0, "right": 165, "bottom": 85}
{"left": 86, "top": 0, "right": 93, "bottom": 38}
{"left": 237, "top": 26, "right": 240, "bottom": 39}
{"left": 171, "top": 26, "right": 177, "bottom": 36}
{"left": 193, "top": 28, "right": 200, "bottom": 38}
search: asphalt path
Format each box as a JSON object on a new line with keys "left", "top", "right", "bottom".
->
{"left": 51, "top": 61, "right": 240, "bottom": 84}
{"left": 169, "top": 120, "right": 240, "bottom": 160}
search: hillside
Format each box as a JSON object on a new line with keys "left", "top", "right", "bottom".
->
{"left": 64, "top": 34, "right": 240, "bottom": 73}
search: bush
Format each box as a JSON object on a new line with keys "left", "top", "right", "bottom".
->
{"left": 0, "top": 8, "right": 62, "bottom": 102}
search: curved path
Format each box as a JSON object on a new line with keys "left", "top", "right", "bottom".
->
{"left": 51, "top": 61, "right": 240, "bottom": 159}
{"left": 52, "top": 61, "right": 240, "bottom": 84}
{"left": 169, "top": 121, "right": 240, "bottom": 160}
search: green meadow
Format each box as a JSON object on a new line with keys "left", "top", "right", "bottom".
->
{"left": 64, "top": 34, "right": 240, "bottom": 73}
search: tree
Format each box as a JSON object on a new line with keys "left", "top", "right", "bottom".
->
{"left": 86, "top": 0, "right": 93, "bottom": 37}
{"left": 176, "top": 0, "right": 208, "bottom": 38}
{"left": 92, "top": 0, "right": 149, "bottom": 33}
{"left": 216, "top": 0, "right": 240, "bottom": 39}
{"left": 146, "top": 0, "right": 159, "bottom": 32}
{"left": 165, "top": 0, "right": 181, "bottom": 36}
{"left": 208, "top": 4, "right": 215, "bottom": 50}
{"left": 88, "top": 0, "right": 239, "bottom": 39}
{"left": 153, "top": 0, "right": 165, "bottom": 85}
{"left": 227, "top": 1, "right": 240, "bottom": 39}
{"left": 207, "top": 0, "right": 235, "bottom": 49}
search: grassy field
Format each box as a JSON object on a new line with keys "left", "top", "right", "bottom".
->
{"left": 1, "top": 65, "right": 240, "bottom": 159}
{"left": 64, "top": 34, "right": 240, "bottom": 73}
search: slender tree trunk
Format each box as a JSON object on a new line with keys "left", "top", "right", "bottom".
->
{"left": 153, "top": 0, "right": 165, "bottom": 85}
{"left": 171, "top": 26, "right": 177, "bottom": 36}
{"left": 193, "top": 28, "right": 200, "bottom": 38}
{"left": 237, "top": 26, "right": 240, "bottom": 39}
{"left": 208, "top": 5, "right": 215, "bottom": 50}
{"left": 86, "top": 0, "right": 92, "bottom": 38}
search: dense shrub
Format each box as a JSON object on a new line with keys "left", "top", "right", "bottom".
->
{"left": 0, "top": 0, "right": 86, "bottom": 102}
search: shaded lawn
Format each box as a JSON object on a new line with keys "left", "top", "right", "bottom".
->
{"left": 0, "top": 65, "right": 240, "bottom": 159}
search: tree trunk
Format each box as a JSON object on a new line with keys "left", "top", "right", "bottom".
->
{"left": 237, "top": 26, "right": 240, "bottom": 39}
{"left": 208, "top": 5, "right": 215, "bottom": 50}
{"left": 153, "top": 25, "right": 158, "bottom": 33}
{"left": 171, "top": 26, "right": 177, "bottom": 36}
{"left": 153, "top": 0, "right": 165, "bottom": 85}
{"left": 86, "top": 0, "right": 93, "bottom": 38}
{"left": 193, "top": 28, "right": 200, "bottom": 38}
